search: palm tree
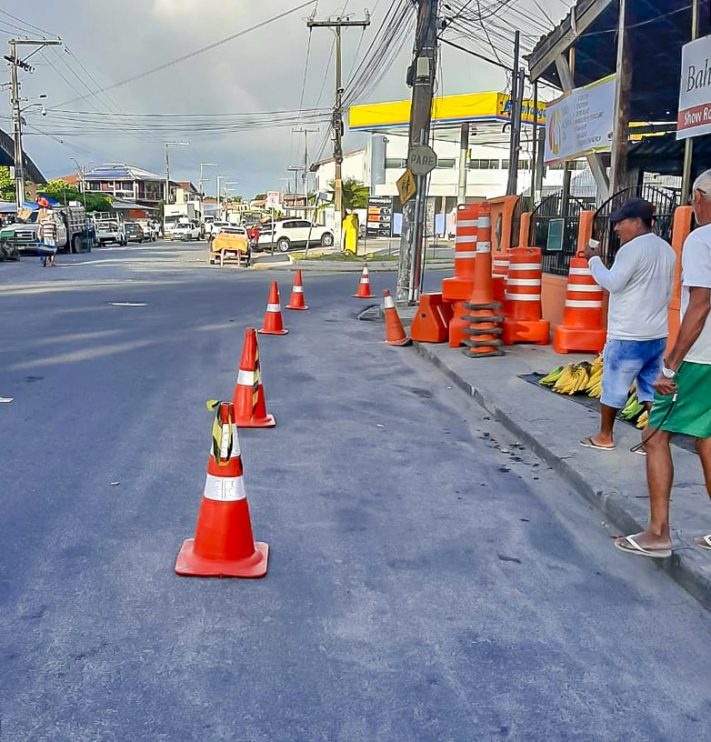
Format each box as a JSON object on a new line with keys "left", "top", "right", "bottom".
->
{"left": 327, "top": 178, "right": 369, "bottom": 212}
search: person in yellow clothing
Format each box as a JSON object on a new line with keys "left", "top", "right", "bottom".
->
{"left": 615, "top": 170, "right": 711, "bottom": 559}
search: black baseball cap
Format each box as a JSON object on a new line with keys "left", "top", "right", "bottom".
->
{"left": 610, "top": 197, "right": 655, "bottom": 224}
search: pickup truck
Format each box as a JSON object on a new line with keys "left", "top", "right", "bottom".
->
{"left": 173, "top": 222, "right": 201, "bottom": 241}
{"left": 0, "top": 204, "right": 88, "bottom": 254}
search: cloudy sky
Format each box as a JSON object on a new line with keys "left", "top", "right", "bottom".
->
{"left": 1, "top": 1, "right": 571, "bottom": 197}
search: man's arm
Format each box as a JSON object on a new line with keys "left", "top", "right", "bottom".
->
{"left": 666, "top": 286, "right": 711, "bottom": 369}
{"left": 586, "top": 247, "right": 638, "bottom": 293}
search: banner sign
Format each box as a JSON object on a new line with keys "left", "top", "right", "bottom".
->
{"left": 265, "top": 191, "right": 281, "bottom": 210}
{"left": 677, "top": 34, "right": 711, "bottom": 140}
{"left": 366, "top": 196, "right": 393, "bottom": 237}
{"left": 544, "top": 75, "right": 616, "bottom": 165}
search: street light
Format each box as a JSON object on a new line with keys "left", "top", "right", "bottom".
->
{"left": 198, "top": 162, "right": 217, "bottom": 196}
{"left": 164, "top": 141, "right": 189, "bottom": 204}
{"left": 69, "top": 157, "right": 92, "bottom": 208}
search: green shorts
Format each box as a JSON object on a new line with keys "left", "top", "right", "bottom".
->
{"left": 649, "top": 361, "right": 711, "bottom": 438}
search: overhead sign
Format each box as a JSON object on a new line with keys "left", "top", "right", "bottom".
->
{"left": 265, "top": 191, "right": 280, "bottom": 209}
{"left": 677, "top": 34, "right": 711, "bottom": 139}
{"left": 544, "top": 74, "right": 616, "bottom": 165}
{"left": 407, "top": 144, "right": 437, "bottom": 175}
{"left": 396, "top": 169, "right": 417, "bottom": 205}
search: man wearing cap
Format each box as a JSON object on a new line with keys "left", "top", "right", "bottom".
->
{"left": 581, "top": 198, "right": 676, "bottom": 451}
{"left": 614, "top": 172, "right": 711, "bottom": 559}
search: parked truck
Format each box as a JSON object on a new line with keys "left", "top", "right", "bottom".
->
{"left": 0, "top": 203, "right": 88, "bottom": 254}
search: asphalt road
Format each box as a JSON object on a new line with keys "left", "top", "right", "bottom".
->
{"left": 1, "top": 242, "right": 711, "bottom": 741}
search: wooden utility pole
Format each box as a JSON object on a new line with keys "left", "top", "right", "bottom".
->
{"left": 681, "top": 0, "right": 701, "bottom": 199}
{"left": 396, "top": 0, "right": 439, "bottom": 304}
{"left": 609, "top": 0, "right": 631, "bottom": 197}
{"left": 505, "top": 31, "right": 522, "bottom": 195}
{"left": 307, "top": 14, "right": 370, "bottom": 250}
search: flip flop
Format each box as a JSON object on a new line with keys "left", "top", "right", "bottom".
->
{"left": 695, "top": 535, "right": 711, "bottom": 551}
{"left": 614, "top": 534, "right": 672, "bottom": 559}
{"left": 580, "top": 437, "right": 616, "bottom": 451}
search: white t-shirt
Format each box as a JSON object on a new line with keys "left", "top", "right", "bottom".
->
{"left": 589, "top": 232, "right": 676, "bottom": 341}
{"left": 681, "top": 223, "right": 711, "bottom": 364}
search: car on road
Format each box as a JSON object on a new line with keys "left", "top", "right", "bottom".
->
{"left": 255, "top": 219, "right": 334, "bottom": 252}
{"left": 173, "top": 221, "right": 202, "bottom": 241}
{"left": 96, "top": 219, "right": 127, "bottom": 246}
{"left": 124, "top": 221, "right": 148, "bottom": 243}
{"left": 210, "top": 225, "right": 250, "bottom": 266}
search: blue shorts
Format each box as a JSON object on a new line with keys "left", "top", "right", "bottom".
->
{"left": 601, "top": 338, "right": 666, "bottom": 409}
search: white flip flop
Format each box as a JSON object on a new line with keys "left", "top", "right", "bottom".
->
{"left": 696, "top": 535, "right": 711, "bottom": 551}
{"left": 614, "top": 534, "right": 672, "bottom": 559}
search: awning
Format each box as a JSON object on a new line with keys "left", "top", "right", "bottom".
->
{"left": 628, "top": 131, "right": 711, "bottom": 176}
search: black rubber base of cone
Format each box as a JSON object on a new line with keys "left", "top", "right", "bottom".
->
{"left": 463, "top": 338, "right": 504, "bottom": 348}
{"left": 463, "top": 301, "right": 501, "bottom": 311}
{"left": 464, "top": 326, "right": 503, "bottom": 336}
{"left": 462, "top": 348, "right": 505, "bottom": 358}
{"left": 462, "top": 315, "right": 505, "bottom": 325}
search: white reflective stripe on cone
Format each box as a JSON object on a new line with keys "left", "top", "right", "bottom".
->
{"left": 293, "top": 286, "right": 304, "bottom": 293}
{"left": 220, "top": 423, "right": 241, "bottom": 459}
{"left": 457, "top": 220, "right": 478, "bottom": 227}
{"left": 477, "top": 217, "right": 491, "bottom": 228}
{"left": 569, "top": 267, "right": 593, "bottom": 276}
{"left": 383, "top": 295, "right": 395, "bottom": 309}
{"left": 455, "top": 251, "right": 477, "bottom": 259}
{"left": 362, "top": 267, "right": 369, "bottom": 275}
{"left": 267, "top": 303, "right": 281, "bottom": 312}
{"left": 493, "top": 260, "right": 510, "bottom": 267}
{"left": 237, "top": 369, "right": 255, "bottom": 386}
{"left": 360, "top": 278, "right": 370, "bottom": 284}
{"left": 508, "top": 263, "right": 541, "bottom": 271}
{"left": 567, "top": 284, "right": 602, "bottom": 293}
{"left": 455, "top": 235, "right": 477, "bottom": 244}
{"left": 565, "top": 300, "right": 603, "bottom": 308}
{"left": 203, "top": 473, "right": 246, "bottom": 502}
{"left": 505, "top": 293, "right": 541, "bottom": 301}
{"left": 507, "top": 278, "right": 541, "bottom": 287}
{"left": 477, "top": 241, "right": 491, "bottom": 253}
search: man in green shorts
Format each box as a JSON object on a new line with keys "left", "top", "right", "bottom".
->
{"left": 615, "top": 170, "right": 711, "bottom": 559}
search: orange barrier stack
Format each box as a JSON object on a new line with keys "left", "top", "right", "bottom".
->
{"left": 259, "top": 281, "right": 288, "bottom": 335}
{"left": 442, "top": 203, "right": 480, "bottom": 347}
{"left": 502, "top": 246, "right": 550, "bottom": 345}
{"left": 233, "top": 327, "right": 276, "bottom": 428}
{"left": 286, "top": 270, "right": 308, "bottom": 310}
{"left": 462, "top": 204, "right": 504, "bottom": 358}
{"left": 491, "top": 250, "right": 511, "bottom": 304}
{"left": 353, "top": 263, "right": 373, "bottom": 298}
{"left": 382, "top": 290, "right": 411, "bottom": 346}
{"left": 175, "top": 401, "right": 269, "bottom": 578}
{"left": 552, "top": 254, "right": 606, "bottom": 353}
{"left": 410, "top": 292, "right": 452, "bottom": 343}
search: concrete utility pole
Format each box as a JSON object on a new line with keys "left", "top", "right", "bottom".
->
{"left": 456, "top": 122, "right": 469, "bottom": 205}
{"left": 609, "top": 0, "right": 631, "bottom": 197}
{"left": 307, "top": 13, "right": 370, "bottom": 250}
{"left": 505, "top": 31, "right": 524, "bottom": 196}
{"left": 396, "top": 0, "right": 439, "bottom": 304}
{"left": 7, "top": 37, "right": 62, "bottom": 208}
{"left": 293, "top": 126, "right": 318, "bottom": 207}
{"left": 681, "top": 0, "right": 701, "bottom": 199}
{"left": 164, "top": 141, "right": 189, "bottom": 205}
{"left": 198, "top": 162, "right": 216, "bottom": 196}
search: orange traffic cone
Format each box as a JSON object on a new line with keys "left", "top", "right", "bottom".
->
{"left": 286, "top": 270, "right": 308, "bottom": 310}
{"left": 175, "top": 401, "right": 269, "bottom": 578}
{"left": 233, "top": 327, "right": 276, "bottom": 428}
{"left": 383, "top": 290, "right": 411, "bottom": 346}
{"left": 353, "top": 263, "right": 373, "bottom": 298}
{"left": 259, "top": 281, "right": 288, "bottom": 335}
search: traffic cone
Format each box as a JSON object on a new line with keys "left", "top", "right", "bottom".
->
{"left": 383, "top": 290, "right": 411, "bottom": 346}
{"left": 233, "top": 327, "right": 276, "bottom": 428}
{"left": 175, "top": 401, "right": 269, "bottom": 578}
{"left": 353, "top": 263, "right": 373, "bottom": 298}
{"left": 259, "top": 281, "right": 288, "bottom": 335}
{"left": 286, "top": 270, "right": 308, "bottom": 310}
{"left": 502, "top": 246, "right": 550, "bottom": 345}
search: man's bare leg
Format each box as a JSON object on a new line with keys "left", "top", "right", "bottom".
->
{"left": 694, "top": 436, "right": 711, "bottom": 547}
{"left": 588, "top": 403, "right": 618, "bottom": 448}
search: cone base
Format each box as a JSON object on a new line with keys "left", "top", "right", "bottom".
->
{"left": 502, "top": 318, "right": 550, "bottom": 346}
{"left": 175, "top": 539, "right": 269, "bottom": 578}
{"left": 553, "top": 325, "right": 606, "bottom": 354}
{"left": 353, "top": 293, "right": 374, "bottom": 299}
{"left": 235, "top": 414, "right": 276, "bottom": 428}
{"left": 258, "top": 328, "right": 289, "bottom": 335}
{"left": 386, "top": 337, "right": 412, "bottom": 346}
{"left": 286, "top": 304, "right": 309, "bottom": 311}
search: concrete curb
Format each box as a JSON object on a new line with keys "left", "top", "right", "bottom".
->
{"left": 292, "top": 260, "right": 454, "bottom": 272}
{"left": 413, "top": 341, "right": 711, "bottom": 611}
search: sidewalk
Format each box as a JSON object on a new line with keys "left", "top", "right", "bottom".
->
{"left": 409, "top": 337, "right": 711, "bottom": 609}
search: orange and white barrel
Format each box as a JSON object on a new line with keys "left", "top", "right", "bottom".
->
{"left": 502, "top": 246, "right": 550, "bottom": 345}
{"left": 453, "top": 203, "right": 479, "bottom": 280}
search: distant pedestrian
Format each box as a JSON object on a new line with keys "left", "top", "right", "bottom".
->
{"left": 614, "top": 172, "right": 711, "bottom": 559}
{"left": 38, "top": 209, "right": 58, "bottom": 267}
{"left": 581, "top": 198, "right": 676, "bottom": 451}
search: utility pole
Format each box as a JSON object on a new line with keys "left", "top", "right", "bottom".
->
{"left": 681, "top": 0, "right": 701, "bottom": 199}
{"left": 198, "top": 162, "right": 216, "bottom": 197}
{"left": 307, "top": 13, "right": 370, "bottom": 250}
{"left": 293, "top": 126, "right": 319, "bottom": 209}
{"left": 505, "top": 31, "right": 523, "bottom": 196}
{"left": 287, "top": 166, "right": 302, "bottom": 198}
{"left": 164, "top": 141, "right": 189, "bottom": 204}
{"left": 396, "top": 0, "right": 439, "bottom": 304}
{"left": 6, "top": 37, "right": 62, "bottom": 208}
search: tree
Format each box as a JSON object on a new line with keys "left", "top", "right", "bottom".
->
{"left": 0, "top": 166, "right": 14, "bottom": 201}
{"left": 253, "top": 193, "right": 267, "bottom": 201}
{"left": 41, "top": 179, "right": 113, "bottom": 213}
{"left": 327, "top": 178, "right": 369, "bottom": 212}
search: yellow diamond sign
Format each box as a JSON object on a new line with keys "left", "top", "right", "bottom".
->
{"left": 396, "top": 168, "right": 417, "bottom": 205}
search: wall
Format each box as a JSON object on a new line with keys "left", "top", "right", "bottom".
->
{"left": 541, "top": 274, "right": 568, "bottom": 328}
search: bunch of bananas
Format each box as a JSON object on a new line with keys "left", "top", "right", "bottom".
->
{"left": 620, "top": 392, "right": 645, "bottom": 421}
{"left": 636, "top": 410, "right": 649, "bottom": 429}
{"left": 539, "top": 354, "right": 603, "bottom": 397}
{"left": 585, "top": 355, "right": 603, "bottom": 398}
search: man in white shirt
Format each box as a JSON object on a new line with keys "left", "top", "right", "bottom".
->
{"left": 581, "top": 198, "right": 676, "bottom": 451}
{"left": 614, "top": 172, "right": 711, "bottom": 559}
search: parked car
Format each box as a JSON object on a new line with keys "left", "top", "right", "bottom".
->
{"left": 173, "top": 221, "right": 202, "bottom": 241}
{"left": 255, "top": 219, "right": 334, "bottom": 252}
{"left": 124, "top": 221, "right": 147, "bottom": 243}
{"left": 96, "top": 220, "right": 127, "bottom": 246}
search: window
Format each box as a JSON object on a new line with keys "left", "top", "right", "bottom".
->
{"left": 385, "top": 158, "right": 407, "bottom": 169}
{"left": 435, "top": 158, "right": 456, "bottom": 169}
{"left": 468, "top": 159, "right": 499, "bottom": 170}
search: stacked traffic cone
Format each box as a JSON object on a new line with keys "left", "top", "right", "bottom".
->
{"left": 175, "top": 401, "right": 269, "bottom": 578}
{"left": 382, "top": 290, "right": 411, "bottom": 346}
{"left": 233, "top": 327, "right": 276, "bottom": 428}
{"left": 286, "top": 270, "right": 309, "bottom": 310}
{"left": 353, "top": 263, "right": 373, "bottom": 298}
{"left": 259, "top": 281, "right": 288, "bottom": 335}
{"left": 502, "top": 246, "right": 550, "bottom": 345}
